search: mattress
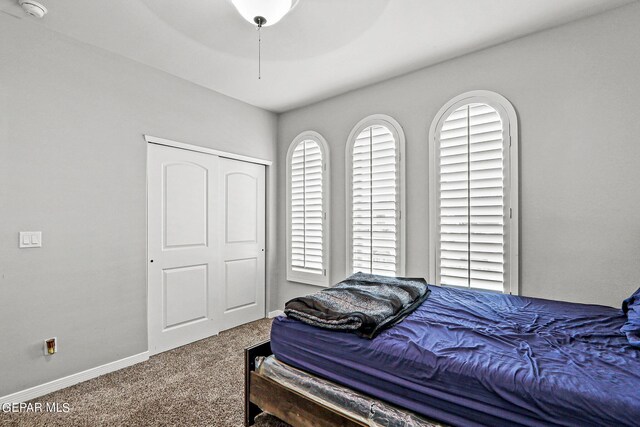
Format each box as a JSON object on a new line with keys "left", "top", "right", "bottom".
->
{"left": 271, "top": 285, "right": 640, "bottom": 427}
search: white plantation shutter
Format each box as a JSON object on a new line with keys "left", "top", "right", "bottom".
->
{"left": 438, "top": 103, "right": 505, "bottom": 292}
{"left": 290, "top": 139, "right": 325, "bottom": 276}
{"left": 351, "top": 125, "right": 399, "bottom": 276}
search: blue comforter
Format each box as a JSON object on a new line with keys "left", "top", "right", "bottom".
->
{"left": 271, "top": 285, "right": 640, "bottom": 426}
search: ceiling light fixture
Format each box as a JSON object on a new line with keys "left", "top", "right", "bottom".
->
{"left": 231, "top": 0, "right": 299, "bottom": 79}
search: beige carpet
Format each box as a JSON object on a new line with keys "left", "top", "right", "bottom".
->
{"left": 0, "top": 319, "right": 288, "bottom": 427}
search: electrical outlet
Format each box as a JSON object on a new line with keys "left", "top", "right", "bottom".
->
{"left": 44, "top": 337, "right": 57, "bottom": 356}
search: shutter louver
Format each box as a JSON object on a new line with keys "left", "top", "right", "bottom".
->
{"left": 352, "top": 125, "right": 398, "bottom": 276}
{"left": 291, "top": 140, "right": 324, "bottom": 275}
{"left": 439, "top": 103, "right": 504, "bottom": 291}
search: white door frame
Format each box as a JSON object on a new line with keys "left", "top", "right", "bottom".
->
{"left": 145, "top": 135, "right": 271, "bottom": 355}
{"left": 144, "top": 135, "right": 272, "bottom": 166}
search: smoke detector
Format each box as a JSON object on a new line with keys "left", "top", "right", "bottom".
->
{"left": 19, "top": 0, "right": 47, "bottom": 18}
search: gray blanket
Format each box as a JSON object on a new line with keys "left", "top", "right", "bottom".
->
{"left": 284, "top": 272, "right": 430, "bottom": 339}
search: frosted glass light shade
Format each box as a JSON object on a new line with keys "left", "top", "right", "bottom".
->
{"left": 231, "top": 0, "right": 298, "bottom": 27}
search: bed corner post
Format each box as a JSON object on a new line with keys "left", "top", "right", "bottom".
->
{"left": 244, "top": 340, "right": 272, "bottom": 426}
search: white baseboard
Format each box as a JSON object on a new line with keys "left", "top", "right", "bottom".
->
{"left": 0, "top": 351, "right": 149, "bottom": 405}
{"left": 267, "top": 310, "right": 284, "bottom": 318}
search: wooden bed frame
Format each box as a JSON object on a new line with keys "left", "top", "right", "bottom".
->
{"left": 244, "top": 340, "right": 366, "bottom": 427}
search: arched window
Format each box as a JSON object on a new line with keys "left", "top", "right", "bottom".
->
{"left": 346, "top": 115, "right": 405, "bottom": 277}
{"left": 429, "top": 91, "right": 519, "bottom": 294}
{"left": 286, "top": 131, "right": 330, "bottom": 287}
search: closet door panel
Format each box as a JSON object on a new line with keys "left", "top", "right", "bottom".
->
{"left": 147, "top": 144, "right": 219, "bottom": 355}
{"left": 217, "top": 158, "right": 266, "bottom": 331}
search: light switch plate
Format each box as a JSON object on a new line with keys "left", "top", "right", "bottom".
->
{"left": 19, "top": 231, "right": 42, "bottom": 248}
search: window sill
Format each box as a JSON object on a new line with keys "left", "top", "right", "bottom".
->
{"left": 286, "top": 271, "right": 330, "bottom": 288}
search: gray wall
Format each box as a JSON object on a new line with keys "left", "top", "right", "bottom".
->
{"left": 0, "top": 16, "right": 277, "bottom": 396}
{"left": 276, "top": 3, "right": 640, "bottom": 309}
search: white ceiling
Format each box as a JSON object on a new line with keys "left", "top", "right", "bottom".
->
{"left": 1, "top": 0, "right": 635, "bottom": 112}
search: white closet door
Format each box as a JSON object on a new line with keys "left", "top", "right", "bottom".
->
{"left": 217, "top": 158, "right": 266, "bottom": 331}
{"left": 147, "top": 144, "right": 219, "bottom": 355}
